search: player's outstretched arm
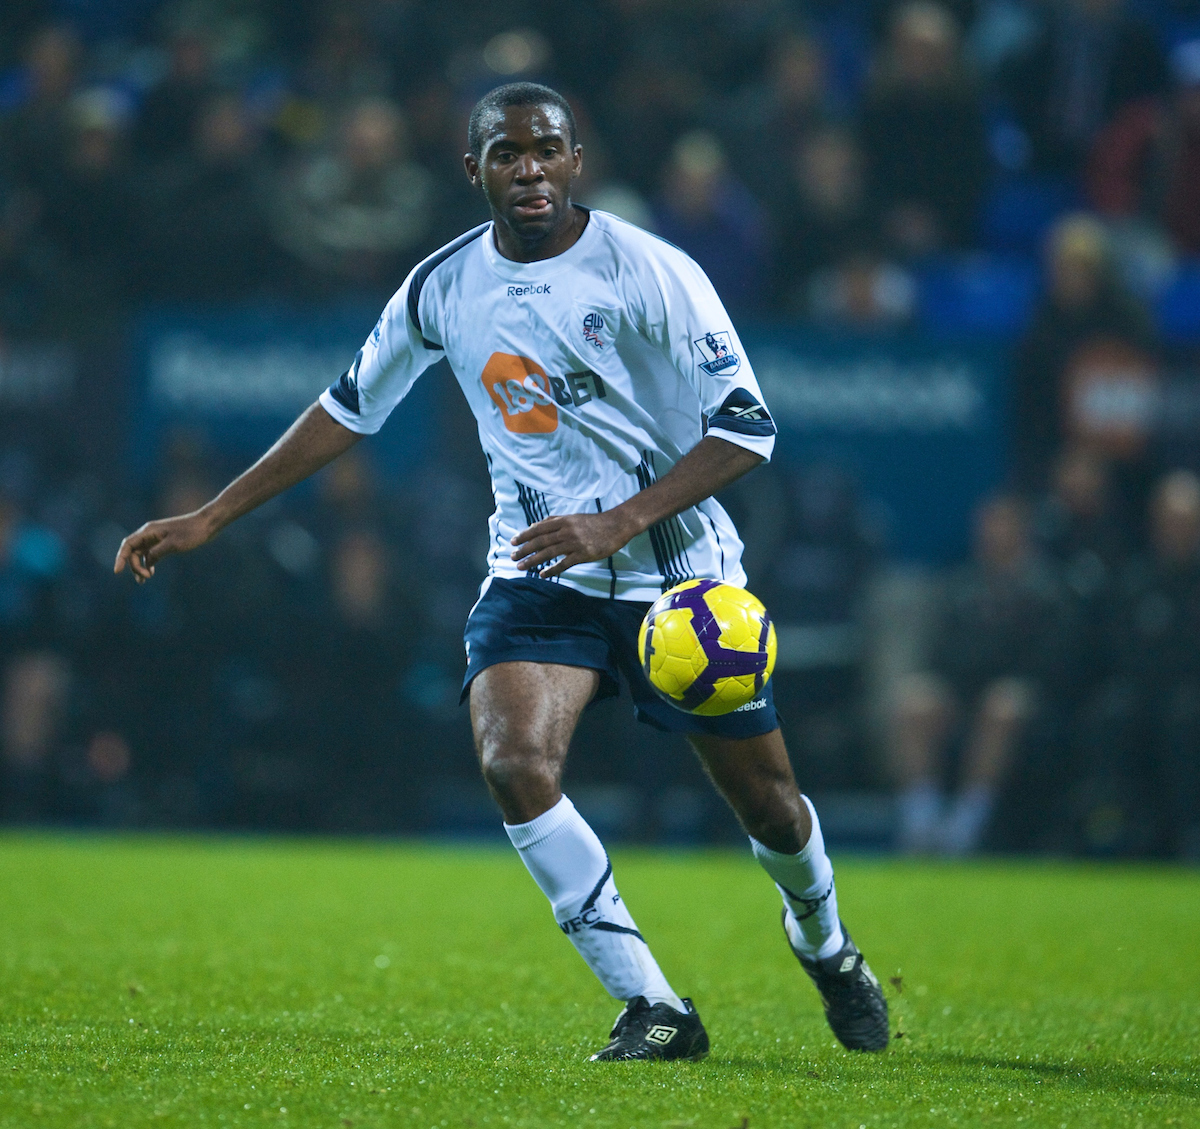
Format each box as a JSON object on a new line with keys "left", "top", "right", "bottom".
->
{"left": 114, "top": 402, "right": 362, "bottom": 584}
{"left": 511, "top": 435, "right": 762, "bottom": 580}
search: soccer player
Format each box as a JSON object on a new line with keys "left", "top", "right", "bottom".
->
{"left": 115, "top": 83, "right": 888, "bottom": 1061}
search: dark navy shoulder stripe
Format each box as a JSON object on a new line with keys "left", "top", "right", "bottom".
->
{"left": 407, "top": 222, "right": 490, "bottom": 350}
{"left": 328, "top": 348, "right": 364, "bottom": 414}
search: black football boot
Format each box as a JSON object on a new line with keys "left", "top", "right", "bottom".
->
{"left": 588, "top": 996, "right": 710, "bottom": 1062}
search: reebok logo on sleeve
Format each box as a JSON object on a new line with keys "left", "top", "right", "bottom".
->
{"left": 708, "top": 388, "right": 777, "bottom": 437}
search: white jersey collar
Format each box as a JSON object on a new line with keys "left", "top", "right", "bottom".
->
{"left": 481, "top": 206, "right": 598, "bottom": 281}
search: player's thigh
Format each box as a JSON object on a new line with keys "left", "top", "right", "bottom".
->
{"left": 470, "top": 660, "right": 600, "bottom": 768}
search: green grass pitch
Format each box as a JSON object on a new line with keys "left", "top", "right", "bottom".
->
{"left": 0, "top": 835, "right": 1196, "bottom": 1128}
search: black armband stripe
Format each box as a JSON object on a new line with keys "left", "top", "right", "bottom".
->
{"left": 709, "top": 388, "right": 777, "bottom": 437}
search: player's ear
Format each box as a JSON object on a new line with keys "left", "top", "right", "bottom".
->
{"left": 572, "top": 145, "right": 582, "bottom": 179}
{"left": 463, "top": 151, "right": 481, "bottom": 187}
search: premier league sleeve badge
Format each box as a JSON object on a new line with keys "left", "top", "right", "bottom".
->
{"left": 694, "top": 331, "right": 741, "bottom": 376}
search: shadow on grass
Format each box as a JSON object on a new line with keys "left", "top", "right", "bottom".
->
{"left": 913, "top": 1051, "right": 1200, "bottom": 1099}
{"left": 697, "top": 1049, "right": 1198, "bottom": 1100}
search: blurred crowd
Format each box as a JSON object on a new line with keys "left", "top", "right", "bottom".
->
{"left": 0, "top": 391, "right": 499, "bottom": 832}
{"left": 1, "top": 0, "right": 1199, "bottom": 856}
{"left": 3, "top": 0, "right": 1200, "bottom": 325}
{"left": 883, "top": 464, "right": 1200, "bottom": 860}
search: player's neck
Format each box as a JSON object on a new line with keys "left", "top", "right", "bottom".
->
{"left": 492, "top": 204, "right": 588, "bottom": 264}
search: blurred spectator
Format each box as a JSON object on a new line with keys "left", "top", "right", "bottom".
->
{"left": 889, "top": 496, "right": 1075, "bottom": 853}
{"left": 605, "top": 60, "right": 705, "bottom": 194}
{"left": 140, "top": 94, "right": 279, "bottom": 301}
{"left": 998, "top": 0, "right": 1169, "bottom": 175}
{"left": 861, "top": 1, "right": 988, "bottom": 254}
{"left": 1163, "top": 40, "right": 1200, "bottom": 255}
{"left": 2, "top": 24, "right": 81, "bottom": 183}
{"left": 758, "top": 463, "right": 881, "bottom": 788}
{"left": 403, "top": 79, "right": 489, "bottom": 246}
{"left": 330, "top": 529, "right": 391, "bottom": 629}
{"left": 1098, "top": 470, "right": 1200, "bottom": 857}
{"left": 773, "top": 127, "right": 880, "bottom": 313}
{"left": 1032, "top": 446, "right": 1129, "bottom": 695}
{"left": 1012, "top": 214, "right": 1157, "bottom": 494}
{"left": 133, "top": 28, "right": 215, "bottom": 163}
{"left": 653, "top": 130, "right": 768, "bottom": 309}
{"left": 807, "top": 250, "right": 916, "bottom": 327}
{"left": 758, "top": 461, "right": 881, "bottom": 628}
{"left": 1087, "top": 37, "right": 1200, "bottom": 254}
{"left": 1, "top": 651, "right": 69, "bottom": 819}
{"left": 0, "top": 173, "right": 52, "bottom": 334}
{"left": 714, "top": 32, "right": 832, "bottom": 204}
{"left": 576, "top": 135, "right": 655, "bottom": 232}
{"left": 303, "top": 450, "right": 427, "bottom": 828}
{"left": 84, "top": 731, "right": 137, "bottom": 825}
{"left": 1033, "top": 445, "right": 1129, "bottom": 593}
{"left": 296, "top": 4, "right": 393, "bottom": 112}
{"left": 0, "top": 444, "right": 72, "bottom": 820}
{"left": 35, "top": 87, "right": 137, "bottom": 327}
{"left": 271, "top": 97, "right": 434, "bottom": 293}
{"left": 0, "top": 448, "right": 70, "bottom": 643}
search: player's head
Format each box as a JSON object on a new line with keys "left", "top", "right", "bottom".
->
{"left": 467, "top": 82, "right": 577, "bottom": 158}
{"left": 464, "top": 83, "right": 582, "bottom": 246}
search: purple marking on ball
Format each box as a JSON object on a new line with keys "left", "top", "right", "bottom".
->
{"left": 648, "top": 581, "right": 771, "bottom": 712}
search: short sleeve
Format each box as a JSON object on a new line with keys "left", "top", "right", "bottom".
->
{"left": 636, "top": 245, "right": 776, "bottom": 461}
{"left": 319, "top": 267, "right": 442, "bottom": 436}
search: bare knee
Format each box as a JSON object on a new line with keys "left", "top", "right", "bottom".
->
{"left": 477, "top": 734, "right": 563, "bottom": 824}
{"left": 468, "top": 662, "right": 594, "bottom": 823}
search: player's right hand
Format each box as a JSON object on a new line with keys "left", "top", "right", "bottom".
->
{"left": 114, "top": 514, "right": 213, "bottom": 584}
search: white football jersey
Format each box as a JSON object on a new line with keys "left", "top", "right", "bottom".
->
{"left": 319, "top": 209, "right": 777, "bottom": 602}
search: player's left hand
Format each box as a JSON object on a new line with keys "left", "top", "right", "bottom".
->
{"left": 511, "top": 512, "right": 635, "bottom": 579}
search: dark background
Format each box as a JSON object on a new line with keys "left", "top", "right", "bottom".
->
{"left": 1, "top": 0, "right": 1199, "bottom": 857}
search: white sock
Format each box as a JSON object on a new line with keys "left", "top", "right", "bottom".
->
{"left": 941, "top": 783, "right": 995, "bottom": 855}
{"left": 751, "top": 795, "right": 844, "bottom": 962}
{"left": 504, "top": 795, "right": 685, "bottom": 1011}
{"left": 898, "top": 778, "right": 943, "bottom": 854}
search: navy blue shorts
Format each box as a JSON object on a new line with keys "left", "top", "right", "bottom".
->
{"left": 461, "top": 576, "right": 779, "bottom": 740}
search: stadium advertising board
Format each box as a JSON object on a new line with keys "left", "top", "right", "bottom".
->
{"left": 743, "top": 327, "right": 1006, "bottom": 563}
{"left": 132, "top": 306, "right": 432, "bottom": 478}
{"left": 133, "top": 313, "right": 1003, "bottom": 562}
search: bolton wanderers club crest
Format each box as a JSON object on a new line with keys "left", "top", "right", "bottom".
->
{"left": 695, "top": 330, "right": 740, "bottom": 376}
{"left": 582, "top": 312, "right": 605, "bottom": 349}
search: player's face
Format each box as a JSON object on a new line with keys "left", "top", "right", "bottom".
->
{"left": 465, "top": 104, "right": 582, "bottom": 245}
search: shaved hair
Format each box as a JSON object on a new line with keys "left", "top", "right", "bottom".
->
{"left": 467, "top": 82, "right": 577, "bottom": 157}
